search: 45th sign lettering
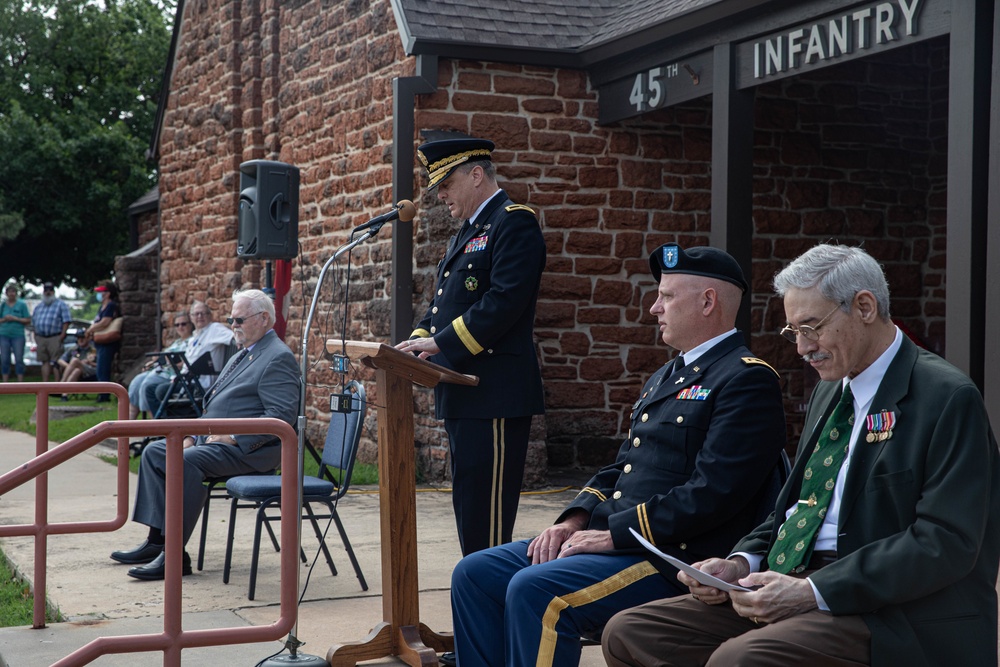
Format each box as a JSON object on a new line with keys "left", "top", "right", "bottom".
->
{"left": 629, "top": 64, "right": 680, "bottom": 112}
{"left": 598, "top": 50, "right": 713, "bottom": 124}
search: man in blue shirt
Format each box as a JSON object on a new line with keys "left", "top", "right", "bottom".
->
{"left": 31, "top": 282, "right": 72, "bottom": 383}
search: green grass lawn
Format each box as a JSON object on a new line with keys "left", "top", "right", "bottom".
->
{"left": 0, "top": 551, "right": 58, "bottom": 626}
{"left": 0, "top": 393, "right": 119, "bottom": 445}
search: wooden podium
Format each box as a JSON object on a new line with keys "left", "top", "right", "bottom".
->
{"left": 326, "top": 341, "right": 478, "bottom": 667}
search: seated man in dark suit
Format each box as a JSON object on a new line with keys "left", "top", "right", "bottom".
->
{"left": 109, "top": 288, "right": 299, "bottom": 580}
{"left": 447, "top": 245, "right": 788, "bottom": 667}
{"left": 603, "top": 244, "right": 1000, "bottom": 667}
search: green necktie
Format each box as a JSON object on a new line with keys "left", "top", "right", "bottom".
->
{"left": 767, "top": 383, "right": 854, "bottom": 574}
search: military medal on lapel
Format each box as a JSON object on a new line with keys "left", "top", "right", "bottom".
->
{"left": 464, "top": 236, "right": 488, "bottom": 253}
{"left": 676, "top": 385, "right": 711, "bottom": 400}
{"left": 865, "top": 410, "right": 895, "bottom": 443}
{"left": 465, "top": 277, "right": 478, "bottom": 291}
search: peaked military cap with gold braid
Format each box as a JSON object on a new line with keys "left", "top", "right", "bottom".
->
{"left": 417, "top": 137, "right": 495, "bottom": 189}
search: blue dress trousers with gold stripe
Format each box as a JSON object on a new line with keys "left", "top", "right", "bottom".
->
{"left": 410, "top": 189, "right": 545, "bottom": 555}
{"left": 450, "top": 332, "right": 787, "bottom": 666}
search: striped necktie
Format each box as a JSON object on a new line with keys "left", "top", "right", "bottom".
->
{"left": 210, "top": 348, "right": 248, "bottom": 394}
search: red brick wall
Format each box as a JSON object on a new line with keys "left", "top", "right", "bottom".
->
{"left": 157, "top": 0, "right": 949, "bottom": 479}
{"left": 413, "top": 61, "right": 720, "bottom": 475}
{"left": 412, "top": 39, "right": 949, "bottom": 470}
{"left": 114, "top": 253, "right": 159, "bottom": 377}
{"left": 156, "top": 0, "right": 411, "bottom": 454}
{"left": 750, "top": 38, "right": 949, "bottom": 440}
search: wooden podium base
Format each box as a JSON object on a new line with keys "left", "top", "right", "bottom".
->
{"left": 327, "top": 623, "right": 452, "bottom": 667}
{"left": 325, "top": 342, "right": 474, "bottom": 667}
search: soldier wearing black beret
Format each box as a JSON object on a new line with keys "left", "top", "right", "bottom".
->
{"left": 396, "top": 136, "right": 546, "bottom": 559}
{"left": 447, "top": 243, "right": 788, "bottom": 667}
{"left": 648, "top": 243, "right": 749, "bottom": 292}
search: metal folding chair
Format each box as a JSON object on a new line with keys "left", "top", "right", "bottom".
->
{"left": 222, "top": 380, "right": 369, "bottom": 599}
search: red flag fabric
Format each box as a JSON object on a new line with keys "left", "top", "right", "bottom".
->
{"left": 274, "top": 259, "right": 292, "bottom": 340}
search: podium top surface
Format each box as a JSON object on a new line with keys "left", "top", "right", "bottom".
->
{"left": 327, "top": 341, "right": 478, "bottom": 389}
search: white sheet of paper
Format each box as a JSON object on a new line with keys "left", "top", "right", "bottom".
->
{"left": 628, "top": 527, "right": 756, "bottom": 592}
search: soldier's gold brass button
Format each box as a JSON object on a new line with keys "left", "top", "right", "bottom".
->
{"left": 633, "top": 437, "right": 640, "bottom": 446}
{"left": 676, "top": 416, "right": 684, "bottom": 424}
{"left": 624, "top": 464, "right": 632, "bottom": 474}
{"left": 641, "top": 413, "right": 649, "bottom": 422}
{"left": 613, "top": 491, "right": 622, "bottom": 500}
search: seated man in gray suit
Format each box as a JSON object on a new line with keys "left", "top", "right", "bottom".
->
{"left": 110, "top": 288, "right": 300, "bottom": 580}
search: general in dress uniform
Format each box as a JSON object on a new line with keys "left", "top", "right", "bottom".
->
{"left": 396, "top": 137, "right": 546, "bottom": 557}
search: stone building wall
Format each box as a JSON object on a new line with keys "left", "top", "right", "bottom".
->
{"left": 155, "top": 0, "right": 950, "bottom": 480}
{"left": 114, "top": 250, "right": 159, "bottom": 378}
{"left": 750, "top": 38, "right": 949, "bottom": 441}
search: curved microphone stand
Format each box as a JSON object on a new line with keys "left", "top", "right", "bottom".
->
{"left": 264, "top": 217, "right": 393, "bottom": 666}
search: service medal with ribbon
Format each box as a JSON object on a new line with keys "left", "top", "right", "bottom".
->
{"left": 865, "top": 410, "right": 895, "bottom": 443}
{"left": 465, "top": 277, "right": 478, "bottom": 292}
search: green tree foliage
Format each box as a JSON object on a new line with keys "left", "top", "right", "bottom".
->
{"left": 0, "top": 0, "right": 172, "bottom": 286}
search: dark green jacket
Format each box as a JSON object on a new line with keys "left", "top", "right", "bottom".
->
{"left": 737, "top": 336, "right": 1000, "bottom": 667}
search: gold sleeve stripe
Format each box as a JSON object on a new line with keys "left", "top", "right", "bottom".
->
{"left": 578, "top": 487, "right": 607, "bottom": 502}
{"left": 637, "top": 503, "right": 654, "bottom": 544}
{"left": 410, "top": 328, "right": 431, "bottom": 338}
{"left": 742, "top": 356, "right": 779, "bottom": 377}
{"left": 536, "top": 561, "right": 658, "bottom": 666}
{"left": 453, "top": 316, "right": 484, "bottom": 355}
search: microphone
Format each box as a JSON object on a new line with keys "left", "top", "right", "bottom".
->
{"left": 353, "top": 199, "right": 416, "bottom": 232}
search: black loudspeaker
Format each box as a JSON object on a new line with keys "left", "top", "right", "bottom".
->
{"left": 237, "top": 160, "right": 299, "bottom": 260}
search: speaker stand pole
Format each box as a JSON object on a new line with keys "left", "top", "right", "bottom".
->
{"left": 262, "top": 260, "right": 275, "bottom": 299}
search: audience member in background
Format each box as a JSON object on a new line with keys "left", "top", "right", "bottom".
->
{"left": 58, "top": 340, "right": 98, "bottom": 398}
{"left": 30, "top": 282, "right": 72, "bottom": 384}
{"left": 83, "top": 280, "right": 121, "bottom": 402}
{"left": 0, "top": 283, "right": 31, "bottom": 383}
{"left": 109, "top": 289, "right": 299, "bottom": 580}
{"left": 146, "top": 300, "right": 232, "bottom": 412}
{"left": 127, "top": 311, "right": 193, "bottom": 420}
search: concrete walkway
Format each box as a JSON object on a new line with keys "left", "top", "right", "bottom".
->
{"left": 0, "top": 426, "right": 606, "bottom": 666}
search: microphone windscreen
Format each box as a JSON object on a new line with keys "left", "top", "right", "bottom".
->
{"left": 397, "top": 200, "right": 417, "bottom": 222}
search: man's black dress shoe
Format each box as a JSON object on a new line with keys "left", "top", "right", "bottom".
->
{"left": 127, "top": 550, "right": 192, "bottom": 581}
{"left": 439, "top": 651, "right": 456, "bottom": 666}
{"left": 110, "top": 540, "right": 163, "bottom": 565}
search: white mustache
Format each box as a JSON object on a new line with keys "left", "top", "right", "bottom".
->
{"left": 803, "top": 352, "right": 831, "bottom": 363}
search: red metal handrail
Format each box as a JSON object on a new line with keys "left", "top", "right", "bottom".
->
{"left": 0, "top": 382, "right": 300, "bottom": 666}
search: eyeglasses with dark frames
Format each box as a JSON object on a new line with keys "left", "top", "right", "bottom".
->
{"left": 779, "top": 303, "right": 844, "bottom": 344}
{"left": 226, "top": 311, "right": 265, "bottom": 326}
{"left": 174, "top": 321, "right": 191, "bottom": 327}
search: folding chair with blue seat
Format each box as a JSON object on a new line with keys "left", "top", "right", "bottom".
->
{"left": 222, "top": 380, "right": 369, "bottom": 600}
